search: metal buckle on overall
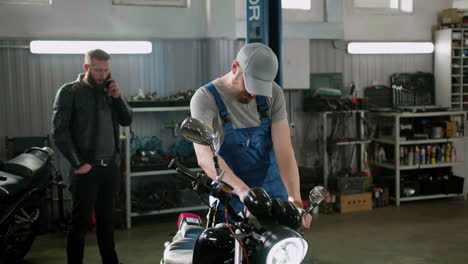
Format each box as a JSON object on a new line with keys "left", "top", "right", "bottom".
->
{"left": 98, "top": 159, "right": 109, "bottom": 167}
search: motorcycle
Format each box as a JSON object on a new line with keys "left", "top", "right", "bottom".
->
{"left": 0, "top": 147, "right": 62, "bottom": 263}
{"left": 161, "top": 117, "right": 329, "bottom": 264}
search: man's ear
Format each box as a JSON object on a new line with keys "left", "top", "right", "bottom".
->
{"left": 83, "top": 63, "right": 89, "bottom": 72}
{"left": 231, "top": 60, "right": 239, "bottom": 74}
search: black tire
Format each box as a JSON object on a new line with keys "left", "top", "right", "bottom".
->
{"left": 0, "top": 206, "right": 40, "bottom": 264}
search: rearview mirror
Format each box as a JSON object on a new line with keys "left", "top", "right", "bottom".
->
{"left": 302, "top": 186, "right": 330, "bottom": 216}
{"left": 180, "top": 118, "right": 216, "bottom": 147}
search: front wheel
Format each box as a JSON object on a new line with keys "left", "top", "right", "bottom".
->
{"left": 0, "top": 206, "right": 41, "bottom": 264}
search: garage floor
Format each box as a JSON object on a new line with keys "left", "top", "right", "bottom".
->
{"left": 24, "top": 198, "right": 468, "bottom": 264}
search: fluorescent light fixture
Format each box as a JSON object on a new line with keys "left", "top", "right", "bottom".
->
{"left": 30, "top": 41, "right": 152, "bottom": 54}
{"left": 347, "top": 42, "right": 434, "bottom": 54}
{"left": 282, "top": 0, "right": 311, "bottom": 10}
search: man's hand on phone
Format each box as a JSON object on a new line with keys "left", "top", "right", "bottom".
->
{"left": 107, "top": 77, "right": 121, "bottom": 98}
{"left": 75, "top": 163, "right": 92, "bottom": 174}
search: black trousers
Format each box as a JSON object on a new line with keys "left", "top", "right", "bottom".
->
{"left": 67, "top": 163, "right": 120, "bottom": 264}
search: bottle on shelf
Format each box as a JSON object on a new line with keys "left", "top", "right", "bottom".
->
{"left": 408, "top": 147, "right": 414, "bottom": 166}
{"left": 403, "top": 146, "right": 408, "bottom": 166}
{"left": 445, "top": 143, "right": 452, "bottom": 163}
{"left": 400, "top": 146, "right": 404, "bottom": 165}
{"left": 414, "top": 146, "right": 420, "bottom": 165}
{"left": 431, "top": 145, "right": 437, "bottom": 164}
{"left": 451, "top": 145, "right": 457, "bottom": 162}
{"left": 434, "top": 145, "right": 441, "bottom": 163}
{"left": 420, "top": 146, "right": 426, "bottom": 165}
{"left": 426, "top": 145, "right": 431, "bottom": 165}
{"left": 378, "top": 145, "right": 386, "bottom": 162}
{"left": 440, "top": 144, "right": 446, "bottom": 163}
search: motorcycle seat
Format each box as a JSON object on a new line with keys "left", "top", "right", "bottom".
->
{"left": 163, "top": 237, "right": 195, "bottom": 264}
{"left": 0, "top": 171, "right": 28, "bottom": 197}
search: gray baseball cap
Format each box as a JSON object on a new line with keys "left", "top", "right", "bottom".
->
{"left": 236, "top": 43, "right": 278, "bottom": 97}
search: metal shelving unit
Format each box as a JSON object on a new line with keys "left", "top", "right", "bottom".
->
{"left": 373, "top": 137, "right": 464, "bottom": 145}
{"left": 369, "top": 111, "right": 467, "bottom": 206}
{"left": 321, "top": 110, "right": 368, "bottom": 185}
{"left": 123, "top": 106, "right": 207, "bottom": 229}
{"left": 399, "top": 193, "right": 462, "bottom": 202}
{"left": 435, "top": 28, "right": 468, "bottom": 110}
{"left": 372, "top": 161, "right": 463, "bottom": 170}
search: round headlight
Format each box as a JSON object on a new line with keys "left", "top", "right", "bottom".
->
{"left": 265, "top": 237, "right": 308, "bottom": 264}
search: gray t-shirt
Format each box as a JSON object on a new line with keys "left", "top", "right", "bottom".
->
{"left": 190, "top": 78, "right": 287, "bottom": 150}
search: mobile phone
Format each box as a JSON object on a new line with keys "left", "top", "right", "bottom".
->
{"left": 104, "top": 72, "right": 113, "bottom": 103}
{"left": 105, "top": 72, "right": 112, "bottom": 89}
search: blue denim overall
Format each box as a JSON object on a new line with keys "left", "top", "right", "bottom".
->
{"left": 205, "top": 83, "right": 288, "bottom": 216}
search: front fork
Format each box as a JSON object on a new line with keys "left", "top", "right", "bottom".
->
{"left": 207, "top": 199, "right": 245, "bottom": 264}
{"left": 234, "top": 229, "right": 243, "bottom": 263}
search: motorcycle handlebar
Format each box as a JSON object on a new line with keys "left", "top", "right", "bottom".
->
{"left": 168, "top": 159, "right": 199, "bottom": 182}
{"left": 169, "top": 159, "right": 243, "bottom": 221}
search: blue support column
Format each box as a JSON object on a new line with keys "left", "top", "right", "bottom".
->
{"left": 246, "top": 0, "right": 268, "bottom": 44}
{"left": 268, "top": 0, "right": 282, "bottom": 86}
{"left": 246, "top": 0, "right": 283, "bottom": 86}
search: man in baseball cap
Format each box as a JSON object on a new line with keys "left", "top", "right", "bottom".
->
{"left": 190, "top": 42, "right": 312, "bottom": 230}
{"left": 236, "top": 42, "right": 279, "bottom": 97}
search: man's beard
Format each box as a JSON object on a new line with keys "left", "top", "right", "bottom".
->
{"left": 236, "top": 94, "right": 253, "bottom": 104}
{"left": 232, "top": 78, "right": 253, "bottom": 104}
{"left": 85, "top": 72, "right": 106, "bottom": 91}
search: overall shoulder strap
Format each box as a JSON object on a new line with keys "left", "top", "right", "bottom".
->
{"left": 255, "top": 96, "right": 270, "bottom": 122}
{"left": 205, "top": 82, "right": 231, "bottom": 125}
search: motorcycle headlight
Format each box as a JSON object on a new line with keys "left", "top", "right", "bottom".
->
{"left": 266, "top": 237, "right": 308, "bottom": 264}
{"left": 255, "top": 225, "right": 308, "bottom": 264}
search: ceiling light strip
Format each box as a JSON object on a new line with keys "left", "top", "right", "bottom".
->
{"left": 30, "top": 41, "right": 152, "bottom": 54}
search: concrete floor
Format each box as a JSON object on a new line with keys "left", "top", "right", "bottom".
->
{"left": 24, "top": 198, "right": 468, "bottom": 264}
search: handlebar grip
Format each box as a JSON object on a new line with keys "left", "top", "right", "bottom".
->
{"left": 226, "top": 203, "right": 243, "bottom": 223}
{"left": 168, "top": 158, "right": 198, "bottom": 181}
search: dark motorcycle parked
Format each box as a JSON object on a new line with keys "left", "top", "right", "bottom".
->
{"left": 161, "top": 117, "right": 329, "bottom": 264}
{"left": 0, "top": 147, "right": 60, "bottom": 263}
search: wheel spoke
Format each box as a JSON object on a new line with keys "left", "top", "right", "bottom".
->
{"left": 14, "top": 208, "right": 40, "bottom": 224}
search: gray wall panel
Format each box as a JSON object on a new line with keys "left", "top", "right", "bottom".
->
{"left": 0, "top": 39, "right": 209, "bottom": 162}
{"left": 0, "top": 38, "right": 435, "bottom": 180}
{"left": 295, "top": 40, "right": 434, "bottom": 169}
{"left": 308, "top": 40, "right": 433, "bottom": 95}
{"left": 207, "top": 39, "right": 244, "bottom": 81}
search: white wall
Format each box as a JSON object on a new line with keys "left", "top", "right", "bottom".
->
{"left": 453, "top": 0, "right": 468, "bottom": 8}
{"left": 235, "top": 0, "right": 344, "bottom": 39}
{"left": 0, "top": 0, "right": 206, "bottom": 39}
{"left": 207, "top": 0, "right": 331, "bottom": 39}
{"left": 0, "top": 0, "right": 457, "bottom": 40}
{"left": 344, "top": 0, "right": 452, "bottom": 41}
{"left": 205, "top": 0, "right": 236, "bottom": 38}
{"left": 235, "top": 0, "right": 325, "bottom": 23}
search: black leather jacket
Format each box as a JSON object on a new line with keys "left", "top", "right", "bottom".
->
{"left": 52, "top": 75, "right": 133, "bottom": 169}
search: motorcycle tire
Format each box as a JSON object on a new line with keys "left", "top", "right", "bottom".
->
{"left": 0, "top": 206, "right": 40, "bottom": 264}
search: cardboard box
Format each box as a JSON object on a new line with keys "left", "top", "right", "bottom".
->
{"left": 382, "top": 187, "right": 390, "bottom": 205}
{"left": 338, "top": 192, "right": 372, "bottom": 214}
{"left": 440, "top": 8, "right": 463, "bottom": 24}
{"left": 445, "top": 121, "right": 457, "bottom": 137}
